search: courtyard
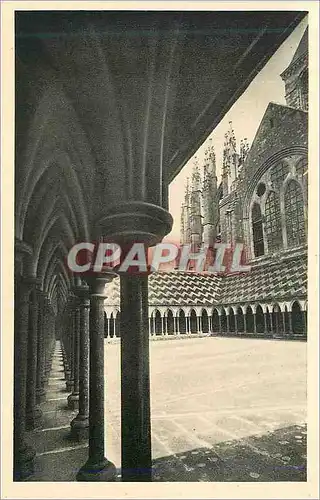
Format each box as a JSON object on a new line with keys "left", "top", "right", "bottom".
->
{"left": 27, "top": 336, "right": 307, "bottom": 481}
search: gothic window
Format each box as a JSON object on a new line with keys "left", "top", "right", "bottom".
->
{"left": 252, "top": 202, "right": 264, "bottom": 257}
{"left": 285, "top": 180, "right": 306, "bottom": 247}
{"left": 264, "top": 191, "right": 283, "bottom": 252}
{"left": 271, "top": 162, "right": 289, "bottom": 188}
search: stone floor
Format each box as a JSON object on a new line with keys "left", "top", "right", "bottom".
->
{"left": 26, "top": 337, "right": 307, "bottom": 481}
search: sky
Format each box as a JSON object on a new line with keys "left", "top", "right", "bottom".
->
{"left": 167, "top": 16, "right": 308, "bottom": 242}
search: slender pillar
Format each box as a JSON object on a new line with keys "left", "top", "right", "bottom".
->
{"left": 303, "top": 310, "right": 307, "bottom": 336}
{"left": 218, "top": 315, "right": 222, "bottom": 334}
{"left": 65, "top": 304, "right": 74, "bottom": 392}
{"left": 176, "top": 316, "right": 180, "bottom": 335}
{"left": 26, "top": 283, "right": 42, "bottom": 430}
{"left": 234, "top": 314, "right": 238, "bottom": 334}
{"left": 68, "top": 303, "right": 80, "bottom": 410}
{"left": 243, "top": 314, "right": 247, "bottom": 334}
{"left": 162, "top": 316, "right": 166, "bottom": 336}
{"left": 71, "top": 284, "right": 90, "bottom": 440}
{"left": 226, "top": 314, "right": 230, "bottom": 333}
{"left": 36, "top": 292, "right": 46, "bottom": 404}
{"left": 282, "top": 312, "right": 286, "bottom": 334}
{"left": 185, "top": 315, "right": 188, "bottom": 334}
{"left": 288, "top": 311, "right": 293, "bottom": 336}
{"left": 14, "top": 242, "right": 36, "bottom": 480}
{"left": 197, "top": 316, "right": 201, "bottom": 333}
{"left": 263, "top": 312, "right": 268, "bottom": 334}
{"left": 253, "top": 313, "right": 257, "bottom": 334}
{"left": 120, "top": 273, "right": 152, "bottom": 481}
{"left": 77, "top": 273, "right": 116, "bottom": 481}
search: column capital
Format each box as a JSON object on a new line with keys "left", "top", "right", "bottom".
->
{"left": 85, "top": 272, "right": 116, "bottom": 297}
{"left": 95, "top": 201, "right": 173, "bottom": 247}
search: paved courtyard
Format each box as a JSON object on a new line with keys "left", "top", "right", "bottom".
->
{"left": 27, "top": 336, "right": 307, "bottom": 481}
{"left": 105, "top": 336, "right": 307, "bottom": 481}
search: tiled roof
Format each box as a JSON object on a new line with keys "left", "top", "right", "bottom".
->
{"left": 221, "top": 253, "right": 307, "bottom": 305}
{"left": 104, "top": 253, "right": 307, "bottom": 308}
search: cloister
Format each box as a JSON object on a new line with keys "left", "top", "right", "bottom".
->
{"left": 104, "top": 299, "right": 307, "bottom": 338}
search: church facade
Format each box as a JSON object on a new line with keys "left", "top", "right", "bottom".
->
{"left": 105, "top": 27, "right": 308, "bottom": 340}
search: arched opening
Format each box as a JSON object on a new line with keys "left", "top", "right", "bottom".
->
{"left": 246, "top": 306, "right": 254, "bottom": 333}
{"left": 179, "top": 310, "right": 186, "bottom": 334}
{"left": 229, "top": 308, "right": 235, "bottom": 333}
{"left": 167, "top": 309, "right": 174, "bottom": 335}
{"left": 220, "top": 309, "right": 228, "bottom": 333}
{"left": 256, "top": 304, "right": 265, "bottom": 333}
{"left": 201, "top": 309, "right": 209, "bottom": 333}
{"left": 291, "top": 301, "right": 305, "bottom": 334}
{"left": 115, "top": 311, "right": 120, "bottom": 337}
{"left": 272, "top": 304, "right": 282, "bottom": 335}
{"left": 252, "top": 202, "right": 264, "bottom": 257}
{"left": 155, "top": 310, "right": 162, "bottom": 335}
{"left": 212, "top": 309, "right": 220, "bottom": 333}
{"left": 190, "top": 309, "right": 197, "bottom": 334}
{"left": 237, "top": 307, "right": 244, "bottom": 333}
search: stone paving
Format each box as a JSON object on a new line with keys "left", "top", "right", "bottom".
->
{"left": 26, "top": 337, "right": 307, "bottom": 481}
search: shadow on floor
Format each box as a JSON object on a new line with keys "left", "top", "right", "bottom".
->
{"left": 152, "top": 424, "right": 307, "bottom": 482}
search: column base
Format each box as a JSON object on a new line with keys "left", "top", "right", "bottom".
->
{"left": 67, "top": 392, "right": 79, "bottom": 410}
{"left": 26, "top": 405, "right": 43, "bottom": 430}
{"left": 70, "top": 414, "right": 89, "bottom": 440}
{"left": 14, "top": 443, "right": 36, "bottom": 481}
{"left": 76, "top": 458, "right": 117, "bottom": 482}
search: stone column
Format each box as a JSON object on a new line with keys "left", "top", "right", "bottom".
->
{"left": 253, "top": 313, "right": 257, "bottom": 334}
{"left": 303, "top": 310, "right": 307, "bottom": 336}
{"left": 68, "top": 302, "right": 80, "bottom": 410}
{"left": 152, "top": 316, "right": 156, "bottom": 336}
{"left": 14, "top": 241, "right": 36, "bottom": 480}
{"left": 120, "top": 272, "right": 152, "bottom": 481}
{"left": 71, "top": 283, "right": 90, "bottom": 440}
{"left": 175, "top": 316, "right": 179, "bottom": 335}
{"left": 226, "top": 314, "right": 230, "bottom": 333}
{"left": 263, "top": 312, "right": 268, "bottom": 334}
{"left": 197, "top": 316, "right": 201, "bottom": 333}
{"left": 288, "top": 311, "right": 293, "bottom": 336}
{"left": 243, "top": 314, "right": 247, "bottom": 334}
{"left": 218, "top": 315, "right": 222, "bottom": 334}
{"left": 234, "top": 314, "right": 238, "bottom": 334}
{"left": 36, "top": 291, "right": 46, "bottom": 404}
{"left": 282, "top": 311, "right": 286, "bottom": 334}
{"left": 65, "top": 303, "right": 74, "bottom": 393}
{"left": 26, "top": 282, "right": 42, "bottom": 430}
{"left": 162, "top": 316, "right": 166, "bottom": 335}
{"left": 77, "top": 273, "right": 116, "bottom": 481}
